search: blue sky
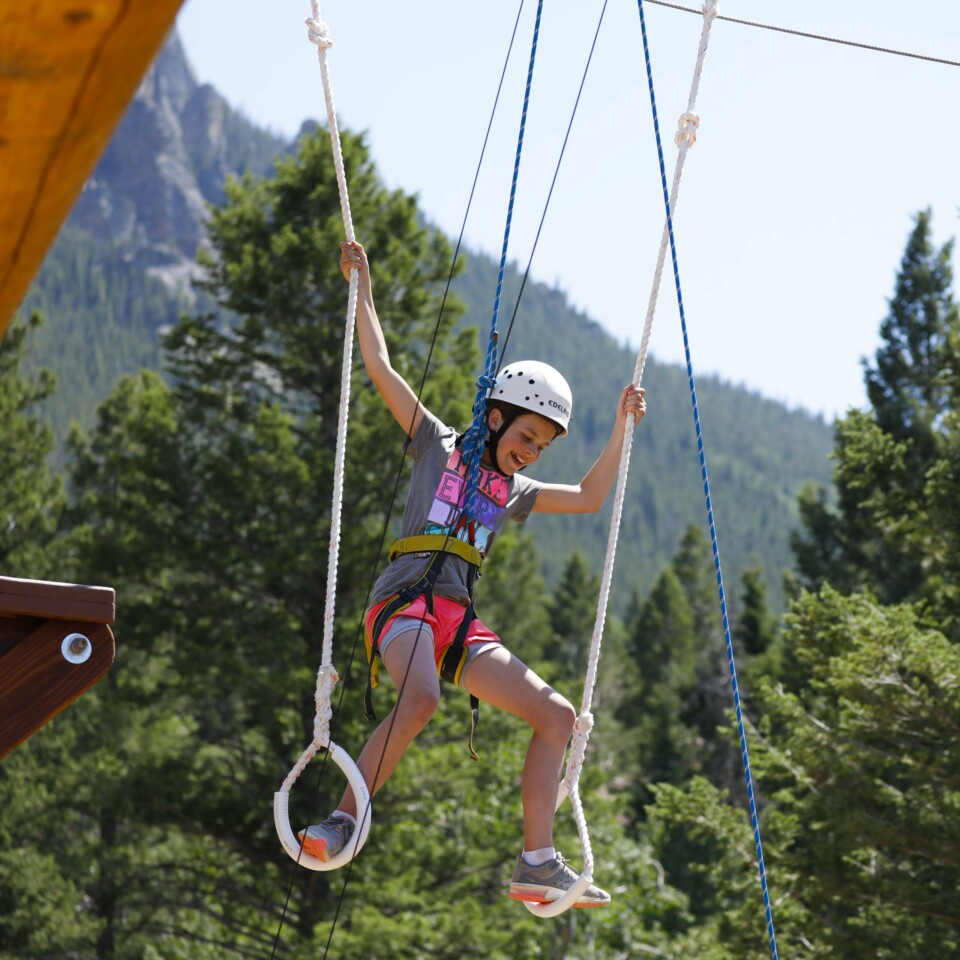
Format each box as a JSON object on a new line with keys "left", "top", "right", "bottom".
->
{"left": 177, "top": 0, "right": 960, "bottom": 421}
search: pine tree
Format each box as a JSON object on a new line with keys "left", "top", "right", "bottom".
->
{"left": 865, "top": 208, "right": 959, "bottom": 460}
{"left": 793, "top": 210, "right": 960, "bottom": 605}
{"left": 547, "top": 550, "right": 601, "bottom": 677}
{"left": 0, "top": 313, "right": 64, "bottom": 575}
{"left": 734, "top": 566, "right": 774, "bottom": 658}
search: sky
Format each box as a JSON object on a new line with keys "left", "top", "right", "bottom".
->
{"left": 176, "top": 0, "right": 960, "bottom": 422}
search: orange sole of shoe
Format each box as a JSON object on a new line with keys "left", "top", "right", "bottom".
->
{"left": 297, "top": 833, "right": 330, "bottom": 862}
{"left": 508, "top": 891, "right": 607, "bottom": 909}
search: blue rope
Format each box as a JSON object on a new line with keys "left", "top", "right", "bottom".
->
{"left": 635, "top": 3, "right": 780, "bottom": 957}
{"left": 460, "top": 0, "right": 545, "bottom": 523}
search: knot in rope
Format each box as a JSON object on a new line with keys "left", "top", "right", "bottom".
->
{"left": 563, "top": 711, "right": 595, "bottom": 790}
{"left": 458, "top": 370, "right": 498, "bottom": 510}
{"left": 702, "top": 0, "right": 720, "bottom": 23}
{"left": 305, "top": 16, "right": 333, "bottom": 49}
{"left": 674, "top": 111, "right": 700, "bottom": 149}
{"left": 312, "top": 664, "right": 340, "bottom": 745}
{"left": 573, "top": 711, "right": 594, "bottom": 743}
{"left": 458, "top": 421, "right": 488, "bottom": 470}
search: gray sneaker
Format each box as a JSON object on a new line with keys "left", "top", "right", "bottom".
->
{"left": 298, "top": 814, "right": 355, "bottom": 862}
{"left": 509, "top": 852, "right": 611, "bottom": 908}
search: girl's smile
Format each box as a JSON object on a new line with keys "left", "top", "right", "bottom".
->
{"left": 483, "top": 411, "right": 557, "bottom": 476}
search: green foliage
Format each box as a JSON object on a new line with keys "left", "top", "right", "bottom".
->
{"left": 617, "top": 525, "right": 741, "bottom": 818}
{"left": 19, "top": 227, "right": 183, "bottom": 453}
{"left": 644, "top": 210, "right": 960, "bottom": 958}
{"left": 621, "top": 564, "right": 699, "bottom": 811}
{"left": 473, "top": 528, "right": 552, "bottom": 668}
{"left": 646, "top": 777, "right": 770, "bottom": 956}
{"left": 865, "top": 209, "right": 959, "bottom": 461}
{"left": 21, "top": 155, "right": 834, "bottom": 616}
{"left": 794, "top": 209, "right": 960, "bottom": 609}
{"left": 546, "top": 551, "right": 601, "bottom": 678}
{"left": 735, "top": 567, "right": 775, "bottom": 659}
{"left": 751, "top": 587, "right": 960, "bottom": 957}
{"left": 0, "top": 314, "right": 64, "bottom": 575}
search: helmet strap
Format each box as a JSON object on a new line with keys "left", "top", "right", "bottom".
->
{"left": 486, "top": 407, "right": 518, "bottom": 476}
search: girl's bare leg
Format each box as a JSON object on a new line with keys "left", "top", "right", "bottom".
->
{"left": 462, "top": 646, "right": 576, "bottom": 850}
{"left": 335, "top": 626, "right": 440, "bottom": 818}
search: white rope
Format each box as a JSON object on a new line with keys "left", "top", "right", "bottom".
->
{"left": 306, "top": 0, "right": 358, "bottom": 723}
{"left": 530, "top": 0, "right": 720, "bottom": 917}
{"left": 274, "top": 3, "right": 372, "bottom": 872}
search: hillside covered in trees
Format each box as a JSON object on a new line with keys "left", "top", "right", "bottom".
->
{"left": 4, "top": 29, "right": 959, "bottom": 960}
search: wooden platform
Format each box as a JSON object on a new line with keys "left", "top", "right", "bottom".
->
{"left": 0, "top": 576, "right": 116, "bottom": 759}
{"left": 0, "top": 0, "right": 186, "bottom": 333}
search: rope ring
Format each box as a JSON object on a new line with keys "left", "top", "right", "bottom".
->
{"left": 523, "top": 872, "right": 593, "bottom": 917}
{"left": 274, "top": 741, "right": 372, "bottom": 871}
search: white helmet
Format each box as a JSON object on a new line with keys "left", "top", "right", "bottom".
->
{"left": 488, "top": 360, "right": 573, "bottom": 436}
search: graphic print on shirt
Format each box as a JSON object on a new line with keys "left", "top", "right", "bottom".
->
{"left": 423, "top": 448, "right": 508, "bottom": 552}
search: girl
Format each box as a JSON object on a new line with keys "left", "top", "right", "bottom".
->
{"left": 301, "top": 241, "right": 646, "bottom": 907}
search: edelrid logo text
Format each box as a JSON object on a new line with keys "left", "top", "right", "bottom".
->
{"left": 548, "top": 399, "right": 569, "bottom": 415}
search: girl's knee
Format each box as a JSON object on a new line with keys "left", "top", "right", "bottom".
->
{"left": 399, "top": 684, "right": 440, "bottom": 729}
{"left": 555, "top": 695, "right": 577, "bottom": 736}
{"left": 534, "top": 691, "right": 576, "bottom": 741}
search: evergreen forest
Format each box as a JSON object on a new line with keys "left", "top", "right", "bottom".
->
{"left": 2, "top": 123, "right": 959, "bottom": 959}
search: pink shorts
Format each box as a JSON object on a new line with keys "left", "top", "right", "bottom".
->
{"left": 365, "top": 594, "right": 501, "bottom": 679}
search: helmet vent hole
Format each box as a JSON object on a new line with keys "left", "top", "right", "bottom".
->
{"left": 529, "top": 379, "right": 535, "bottom": 384}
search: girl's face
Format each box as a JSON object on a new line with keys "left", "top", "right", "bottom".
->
{"left": 486, "top": 410, "right": 557, "bottom": 475}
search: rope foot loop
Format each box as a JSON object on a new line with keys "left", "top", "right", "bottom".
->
{"left": 274, "top": 741, "right": 372, "bottom": 872}
{"left": 522, "top": 869, "right": 594, "bottom": 918}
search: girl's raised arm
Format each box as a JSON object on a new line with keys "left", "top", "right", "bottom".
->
{"left": 341, "top": 240, "right": 428, "bottom": 438}
{"left": 533, "top": 384, "right": 646, "bottom": 514}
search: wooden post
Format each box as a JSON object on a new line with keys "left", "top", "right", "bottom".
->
{"left": 0, "top": 576, "right": 115, "bottom": 759}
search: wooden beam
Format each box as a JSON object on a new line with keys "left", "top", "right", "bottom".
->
{"left": 0, "top": 576, "right": 116, "bottom": 759}
{"left": 0, "top": 575, "right": 115, "bottom": 622}
{"left": 0, "top": 617, "right": 115, "bottom": 759}
{"left": 0, "top": 0, "right": 186, "bottom": 337}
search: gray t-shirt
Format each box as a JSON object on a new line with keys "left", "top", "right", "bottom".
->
{"left": 372, "top": 410, "right": 543, "bottom": 605}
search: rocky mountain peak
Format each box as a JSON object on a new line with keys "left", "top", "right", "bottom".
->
{"left": 69, "top": 30, "right": 288, "bottom": 293}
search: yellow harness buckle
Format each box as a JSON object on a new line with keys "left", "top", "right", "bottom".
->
{"left": 389, "top": 535, "right": 484, "bottom": 572}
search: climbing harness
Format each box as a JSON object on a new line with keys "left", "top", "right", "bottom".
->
{"left": 364, "top": 529, "right": 484, "bottom": 760}
{"left": 273, "top": 1, "right": 371, "bottom": 873}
